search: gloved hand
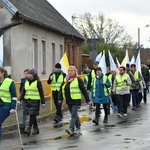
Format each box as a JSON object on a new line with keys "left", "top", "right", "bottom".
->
{"left": 10, "top": 109, "right": 16, "bottom": 114}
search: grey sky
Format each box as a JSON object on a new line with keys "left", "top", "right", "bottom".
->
{"left": 48, "top": 0, "right": 150, "bottom": 48}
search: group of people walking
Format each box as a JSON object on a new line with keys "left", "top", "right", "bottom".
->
{"left": 0, "top": 60, "right": 149, "bottom": 139}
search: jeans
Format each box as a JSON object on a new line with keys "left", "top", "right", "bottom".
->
{"left": 131, "top": 89, "right": 139, "bottom": 108}
{"left": 67, "top": 104, "right": 81, "bottom": 130}
{"left": 117, "top": 94, "right": 129, "bottom": 114}
{"left": 0, "top": 105, "right": 11, "bottom": 140}
{"left": 22, "top": 101, "right": 27, "bottom": 126}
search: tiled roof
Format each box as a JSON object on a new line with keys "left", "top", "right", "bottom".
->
{"left": 8, "top": 0, "right": 84, "bottom": 40}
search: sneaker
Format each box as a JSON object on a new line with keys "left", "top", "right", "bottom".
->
{"left": 123, "top": 114, "right": 127, "bottom": 117}
{"left": 65, "top": 129, "right": 74, "bottom": 135}
{"left": 117, "top": 113, "right": 122, "bottom": 117}
{"left": 132, "top": 107, "right": 136, "bottom": 110}
{"left": 103, "top": 116, "right": 108, "bottom": 123}
{"left": 75, "top": 128, "right": 81, "bottom": 134}
{"left": 92, "top": 119, "right": 99, "bottom": 125}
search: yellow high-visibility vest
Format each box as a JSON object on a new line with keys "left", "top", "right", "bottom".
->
{"left": 116, "top": 73, "right": 128, "bottom": 90}
{"left": 24, "top": 80, "right": 40, "bottom": 100}
{"left": 0, "top": 78, "right": 13, "bottom": 103}
{"left": 52, "top": 74, "right": 64, "bottom": 91}
{"left": 62, "top": 78, "right": 82, "bottom": 100}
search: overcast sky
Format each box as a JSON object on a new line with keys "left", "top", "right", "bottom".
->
{"left": 48, "top": 0, "right": 150, "bottom": 48}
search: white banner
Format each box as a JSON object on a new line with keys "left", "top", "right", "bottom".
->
{"left": 0, "top": 35, "right": 3, "bottom": 67}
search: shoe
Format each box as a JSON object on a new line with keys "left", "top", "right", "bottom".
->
{"left": 32, "top": 127, "right": 39, "bottom": 135}
{"left": 92, "top": 119, "right": 99, "bottom": 125}
{"left": 117, "top": 113, "right": 122, "bottom": 117}
{"left": 20, "top": 124, "right": 25, "bottom": 133}
{"left": 124, "top": 114, "right": 127, "bottom": 117}
{"left": 75, "top": 128, "right": 81, "bottom": 134}
{"left": 144, "top": 101, "right": 147, "bottom": 103}
{"left": 65, "top": 129, "right": 74, "bottom": 135}
{"left": 25, "top": 127, "right": 31, "bottom": 136}
{"left": 132, "top": 107, "right": 136, "bottom": 110}
{"left": 103, "top": 116, "right": 108, "bottom": 123}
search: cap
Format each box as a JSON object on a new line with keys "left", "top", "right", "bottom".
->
{"left": 93, "top": 61, "right": 99, "bottom": 65}
{"left": 126, "top": 63, "right": 130, "bottom": 68}
{"left": 55, "top": 63, "right": 61, "bottom": 69}
{"left": 96, "top": 67, "right": 102, "bottom": 71}
{"left": 28, "top": 68, "right": 36, "bottom": 76}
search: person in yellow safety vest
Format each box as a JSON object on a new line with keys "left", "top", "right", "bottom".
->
{"left": 112, "top": 66, "right": 131, "bottom": 117}
{"left": 130, "top": 64, "right": 142, "bottom": 110}
{"left": 91, "top": 67, "right": 110, "bottom": 125}
{"left": 83, "top": 69, "right": 91, "bottom": 88}
{"left": 108, "top": 70, "right": 118, "bottom": 110}
{"left": 87, "top": 61, "right": 99, "bottom": 109}
{"left": 0, "top": 67, "right": 17, "bottom": 140}
{"left": 19, "top": 68, "right": 45, "bottom": 136}
{"left": 47, "top": 63, "right": 66, "bottom": 123}
{"left": 58, "top": 66, "right": 90, "bottom": 135}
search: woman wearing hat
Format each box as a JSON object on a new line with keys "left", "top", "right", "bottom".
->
{"left": 91, "top": 67, "right": 110, "bottom": 125}
{"left": 19, "top": 68, "right": 45, "bottom": 136}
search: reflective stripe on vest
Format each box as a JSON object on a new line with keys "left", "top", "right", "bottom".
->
{"left": 91, "top": 69, "right": 96, "bottom": 86}
{"left": 24, "top": 80, "right": 40, "bottom": 100}
{"left": 0, "top": 78, "right": 13, "bottom": 103}
{"left": 92, "top": 75, "right": 108, "bottom": 97}
{"left": 116, "top": 73, "right": 128, "bottom": 90}
{"left": 52, "top": 74, "right": 64, "bottom": 91}
{"left": 62, "top": 78, "right": 82, "bottom": 100}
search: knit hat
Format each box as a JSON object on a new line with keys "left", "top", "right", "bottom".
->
{"left": 28, "top": 68, "right": 36, "bottom": 76}
{"left": 96, "top": 67, "right": 102, "bottom": 71}
{"left": 55, "top": 63, "right": 61, "bottom": 69}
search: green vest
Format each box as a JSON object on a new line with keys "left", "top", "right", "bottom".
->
{"left": 92, "top": 75, "right": 109, "bottom": 97}
{"left": 52, "top": 74, "right": 64, "bottom": 91}
{"left": 116, "top": 73, "right": 128, "bottom": 90}
{"left": 24, "top": 80, "right": 40, "bottom": 100}
{"left": 0, "top": 78, "right": 13, "bottom": 103}
{"left": 62, "top": 78, "right": 82, "bottom": 100}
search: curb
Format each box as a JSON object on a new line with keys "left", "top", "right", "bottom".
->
{"left": 2, "top": 107, "right": 68, "bottom": 133}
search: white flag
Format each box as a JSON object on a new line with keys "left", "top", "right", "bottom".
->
{"left": 98, "top": 51, "right": 106, "bottom": 75}
{"left": 0, "top": 35, "right": 3, "bottom": 67}
{"left": 116, "top": 57, "right": 120, "bottom": 68}
{"left": 130, "top": 56, "right": 135, "bottom": 65}
{"left": 108, "top": 51, "right": 118, "bottom": 72}
{"left": 135, "top": 50, "right": 141, "bottom": 73}
{"left": 95, "top": 52, "right": 102, "bottom": 63}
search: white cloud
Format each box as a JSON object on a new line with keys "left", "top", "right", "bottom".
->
{"left": 48, "top": 0, "right": 150, "bottom": 47}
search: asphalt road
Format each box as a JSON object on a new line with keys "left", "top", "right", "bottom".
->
{"left": 1, "top": 93, "right": 150, "bottom": 150}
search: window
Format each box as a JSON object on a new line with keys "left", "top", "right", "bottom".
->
{"left": 42, "top": 40, "right": 46, "bottom": 73}
{"left": 60, "top": 45, "right": 63, "bottom": 59}
{"left": 32, "top": 38, "right": 38, "bottom": 70}
{"left": 52, "top": 43, "right": 55, "bottom": 67}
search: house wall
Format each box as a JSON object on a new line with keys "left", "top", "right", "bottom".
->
{"left": 65, "top": 38, "right": 83, "bottom": 74}
{"left": 10, "top": 22, "right": 64, "bottom": 81}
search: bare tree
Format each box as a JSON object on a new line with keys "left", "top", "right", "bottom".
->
{"left": 73, "top": 12, "right": 132, "bottom": 47}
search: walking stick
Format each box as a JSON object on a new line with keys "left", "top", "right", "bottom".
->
{"left": 15, "top": 102, "right": 24, "bottom": 150}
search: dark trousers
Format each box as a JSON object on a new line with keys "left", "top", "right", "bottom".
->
{"left": 29, "top": 115, "right": 38, "bottom": 129}
{"left": 131, "top": 89, "right": 139, "bottom": 108}
{"left": 0, "top": 105, "right": 10, "bottom": 139}
{"left": 52, "top": 91, "right": 62, "bottom": 118}
{"left": 95, "top": 103, "right": 108, "bottom": 119}
{"left": 117, "top": 94, "right": 129, "bottom": 114}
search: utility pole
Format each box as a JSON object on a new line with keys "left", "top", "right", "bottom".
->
{"left": 138, "top": 28, "right": 140, "bottom": 50}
